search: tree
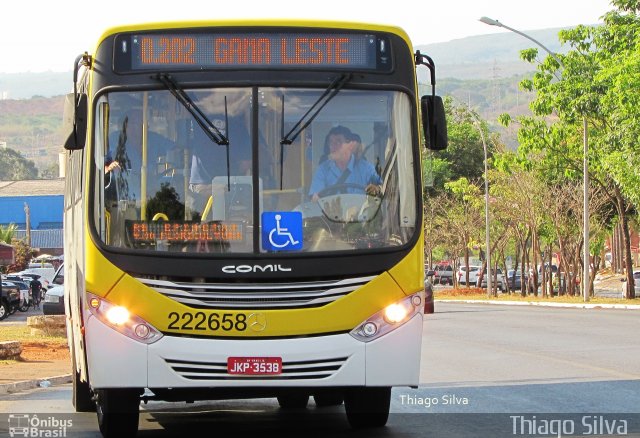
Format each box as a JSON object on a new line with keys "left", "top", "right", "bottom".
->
{"left": 7, "top": 238, "right": 35, "bottom": 273}
{"left": 500, "top": 1, "right": 640, "bottom": 298}
{"left": 424, "top": 98, "right": 497, "bottom": 195}
{"left": 0, "top": 147, "right": 38, "bottom": 180}
{"left": 146, "top": 183, "right": 185, "bottom": 221}
{"left": 440, "top": 177, "right": 484, "bottom": 285}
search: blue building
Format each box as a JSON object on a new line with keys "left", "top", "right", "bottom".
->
{"left": 0, "top": 179, "right": 64, "bottom": 255}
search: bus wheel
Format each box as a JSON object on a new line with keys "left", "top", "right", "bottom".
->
{"left": 344, "top": 387, "right": 391, "bottom": 428}
{"left": 313, "top": 390, "right": 344, "bottom": 407}
{"left": 96, "top": 388, "right": 140, "bottom": 437}
{"left": 277, "top": 393, "right": 309, "bottom": 409}
{"left": 72, "top": 366, "right": 94, "bottom": 412}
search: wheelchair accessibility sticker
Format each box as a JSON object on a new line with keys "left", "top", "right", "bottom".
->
{"left": 262, "top": 212, "right": 303, "bottom": 251}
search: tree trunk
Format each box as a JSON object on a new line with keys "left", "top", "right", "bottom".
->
{"left": 547, "top": 247, "right": 554, "bottom": 297}
{"left": 531, "top": 230, "right": 539, "bottom": 297}
{"left": 464, "top": 245, "right": 470, "bottom": 287}
{"left": 615, "top": 188, "right": 635, "bottom": 299}
{"left": 522, "top": 233, "right": 533, "bottom": 297}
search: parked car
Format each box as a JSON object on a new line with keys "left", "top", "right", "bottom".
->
{"left": 621, "top": 271, "right": 640, "bottom": 297}
{"left": 42, "top": 263, "right": 64, "bottom": 315}
{"left": 506, "top": 269, "right": 527, "bottom": 291}
{"left": 47, "top": 263, "right": 64, "bottom": 289}
{"left": 457, "top": 265, "right": 481, "bottom": 286}
{"left": 7, "top": 280, "right": 31, "bottom": 310}
{"left": 43, "top": 285, "right": 65, "bottom": 315}
{"left": 0, "top": 281, "right": 21, "bottom": 320}
{"left": 432, "top": 264, "right": 454, "bottom": 285}
{"left": 478, "top": 268, "right": 505, "bottom": 291}
{"left": 21, "top": 266, "right": 56, "bottom": 286}
{"left": 424, "top": 278, "right": 434, "bottom": 314}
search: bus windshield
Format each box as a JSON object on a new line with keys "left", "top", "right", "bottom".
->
{"left": 93, "top": 86, "right": 417, "bottom": 254}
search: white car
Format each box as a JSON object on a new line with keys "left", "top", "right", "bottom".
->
{"left": 478, "top": 268, "right": 506, "bottom": 291}
{"left": 42, "top": 285, "right": 64, "bottom": 315}
{"left": 622, "top": 271, "right": 640, "bottom": 297}
{"left": 457, "top": 266, "right": 481, "bottom": 285}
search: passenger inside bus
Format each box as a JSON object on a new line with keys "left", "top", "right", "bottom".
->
{"left": 105, "top": 109, "right": 175, "bottom": 203}
{"left": 308, "top": 125, "right": 382, "bottom": 202}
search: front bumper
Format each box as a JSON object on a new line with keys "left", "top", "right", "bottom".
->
{"left": 85, "top": 313, "right": 423, "bottom": 390}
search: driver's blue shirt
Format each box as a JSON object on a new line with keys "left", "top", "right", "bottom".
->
{"left": 308, "top": 155, "right": 382, "bottom": 197}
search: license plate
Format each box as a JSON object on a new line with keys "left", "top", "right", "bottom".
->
{"left": 227, "top": 357, "right": 282, "bottom": 375}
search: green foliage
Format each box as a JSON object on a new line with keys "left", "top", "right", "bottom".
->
{"left": 0, "top": 148, "right": 38, "bottom": 180}
{"left": 7, "top": 239, "right": 35, "bottom": 273}
{"left": 425, "top": 98, "right": 497, "bottom": 195}
{"left": 0, "top": 224, "right": 17, "bottom": 244}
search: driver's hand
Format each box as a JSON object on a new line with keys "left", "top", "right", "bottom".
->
{"left": 365, "top": 184, "right": 382, "bottom": 196}
{"left": 105, "top": 161, "right": 120, "bottom": 174}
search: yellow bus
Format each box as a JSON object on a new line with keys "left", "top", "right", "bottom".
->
{"left": 62, "top": 20, "right": 447, "bottom": 436}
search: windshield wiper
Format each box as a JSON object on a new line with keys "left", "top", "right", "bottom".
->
{"left": 279, "top": 74, "right": 352, "bottom": 189}
{"left": 155, "top": 73, "right": 232, "bottom": 189}
{"left": 155, "top": 74, "right": 229, "bottom": 146}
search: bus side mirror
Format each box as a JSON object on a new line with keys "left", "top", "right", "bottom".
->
{"left": 421, "top": 95, "right": 448, "bottom": 151}
{"left": 63, "top": 92, "right": 87, "bottom": 150}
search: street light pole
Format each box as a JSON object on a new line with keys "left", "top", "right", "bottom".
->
{"left": 479, "top": 16, "right": 590, "bottom": 302}
{"left": 476, "top": 121, "right": 492, "bottom": 296}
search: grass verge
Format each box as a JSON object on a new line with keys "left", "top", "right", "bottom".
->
{"left": 0, "top": 325, "right": 67, "bottom": 346}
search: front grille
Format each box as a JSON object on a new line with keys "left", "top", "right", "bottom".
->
{"left": 165, "top": 356, "right": 348, "bottom": 380}
{"left": 139, "top": 275, "right": 375, "bottom": 310}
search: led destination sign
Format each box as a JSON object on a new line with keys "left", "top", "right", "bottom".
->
{"left": 126, "top": 221, "right": 244, "bottom": 243}
{"left": 114, "top": 32, "right": 390, "bottom": 72}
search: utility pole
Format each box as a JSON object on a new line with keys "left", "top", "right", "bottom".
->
{"left": 23, "top": 202, "right": 31, "bottom": 247}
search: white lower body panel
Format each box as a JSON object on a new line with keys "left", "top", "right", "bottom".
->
{"left": 85, "top": 313, "right": 422, "bottom": 389}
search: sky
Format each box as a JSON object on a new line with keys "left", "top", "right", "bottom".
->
{"left": 0, "top": 0, "right": 613, "bottom": 73}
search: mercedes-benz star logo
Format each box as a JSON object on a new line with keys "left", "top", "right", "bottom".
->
{"left": 248, "top": 313, "right": 267, "bottom": 332}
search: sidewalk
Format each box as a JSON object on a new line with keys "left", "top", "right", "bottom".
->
{"left": 0, "top": 373, "right": 71, "bottom": 395}
{"left": 440, "top": 299, "right": 640, "bottom": 310}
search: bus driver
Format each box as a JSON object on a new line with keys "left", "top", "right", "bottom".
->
{"left": 308, "top": 126, "right": 382, "bottom": 202}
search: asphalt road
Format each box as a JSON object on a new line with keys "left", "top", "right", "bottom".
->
{"left": 1, "top": 302, "right": 640, "bottom": 437}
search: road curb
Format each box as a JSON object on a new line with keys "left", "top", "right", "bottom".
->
{"left": 0, "top": 374, "right": 72, "bottom": 395}
{"left": 438, "top": 299, "right": 640, "bottom": 310}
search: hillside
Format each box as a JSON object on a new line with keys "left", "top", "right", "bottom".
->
{"left": 0, "top": 27, "right": 583, "bottom": 167}
{"left": 0, "top": 96, "right": 65, "bottom": 172}
{"left": 416, "top": 27, "right": 576, "bottom": 80}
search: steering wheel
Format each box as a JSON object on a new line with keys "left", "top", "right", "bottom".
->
{"left": 316, "top": 183, "right": 367, "bottom": 198}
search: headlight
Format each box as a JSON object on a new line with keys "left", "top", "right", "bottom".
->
{"left": 350, "top": 292, "right": 423, "bottom": 342}
{"left": 87, "top": 293, "right": 162, "bottom": 344}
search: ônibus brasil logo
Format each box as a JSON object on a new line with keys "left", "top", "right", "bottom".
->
{"left": 8, "top": 414, "right": 72, "bottom": 437}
